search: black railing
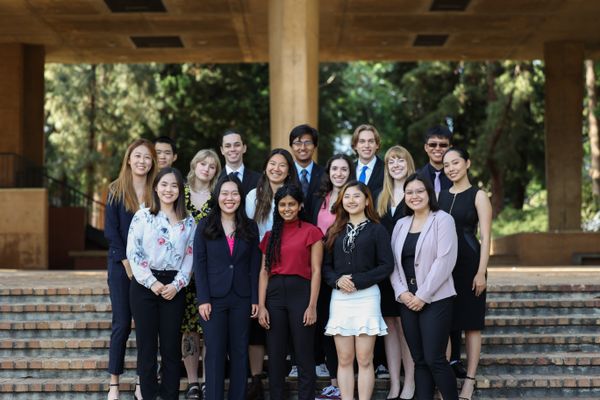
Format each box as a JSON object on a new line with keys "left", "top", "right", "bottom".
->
{"left": 0, "top": 152, "right": 106, "bottom": 229}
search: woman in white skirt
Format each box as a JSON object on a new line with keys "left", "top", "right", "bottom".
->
{"left": 322, "top": 180, "right": 394, "bottom": 400}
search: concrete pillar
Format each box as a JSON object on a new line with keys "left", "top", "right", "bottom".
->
{"left": 0, "top": 44, "right": 45, "bottom": 165}
{"left": 544, "top": 42, "right": 584, "bottom": 231}
{"left": 268, "top": 0, "right": 319, "bottom": 149}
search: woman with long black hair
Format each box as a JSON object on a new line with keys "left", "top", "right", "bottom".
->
{"left": 127, "top": 167, "right": 196, "bottom": 400}
{"left": 257, "top": 185, "right": 323, "bottom": 400}
{"left": 194, "top": 174, "right": 261, "bottom": 400}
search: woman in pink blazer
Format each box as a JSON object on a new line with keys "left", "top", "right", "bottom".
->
{"left": 390, "top": 173, "right": 458, "bottom": 400}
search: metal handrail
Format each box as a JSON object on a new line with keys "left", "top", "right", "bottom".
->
{"left": 0, "top": 152, "right": 106, "bottom": 229}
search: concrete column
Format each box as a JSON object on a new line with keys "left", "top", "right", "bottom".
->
{"left": 0, "top": 44, "right": 45, "bottom": 165}
{"left": 268, "top": 0, "right": 319, "bottom": 149}
{"left": 544, "top": 42, "right": 584, "bottom": 231}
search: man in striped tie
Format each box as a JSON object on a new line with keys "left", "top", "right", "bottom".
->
{"left": 289, "top": 124, "right": 324, "bottom": 213}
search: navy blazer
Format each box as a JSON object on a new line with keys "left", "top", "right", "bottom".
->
{"left": 296, "top": 162, "right": 323, "bottom": 214}
{"left": 219, "top": 167, "right": 261, "bottom": 198}
{"left": 355, "top": 156, "right": 384, "bottom": 197}
{"left": 193, "top": 219, "right": 261, "bottom": 305}
{"left": 104, "top": 195, "right": 135, "bottom": 263}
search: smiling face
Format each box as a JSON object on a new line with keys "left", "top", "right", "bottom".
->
{"left": 342, "top": 185, "right": 368, "bottom": 218}
{"left": 218, "top": 181, "right": 241, "bottom": 216}
{"left": 329, "top": 159, "right": 351, "bottom": 189}
{"left": 443, "top": 150, "right": 470, "bottom": 182}
{"left": 354, "top": 130, "right": 380, "bottom": 163}
{"left": 155, "top": 142, "right": 177, "bottom": 169}
{"left": 291, "top": 133, "right": 316, "bottom": 165}
{"left": 265, "top": 154, "right": 290, "bottom": 185}
{"left": 277, "top": 194, "right": 300, "bottom": 222}
{"left": 155, "top": 172, "right": 180, "bottom": 207}
{"left": 128, "top": 144, "right": 154, "bottom": 177}
{"left": 404, "top": 179, "right": 430, "bottom": 213}
{"left": 194, "top": 156, "right": 218, "bottom": 184}
{"left": 387, "top": 156, "right": 408, "bottom": 181}
{"left": 220, "top": 133, "right": 246, "bottom": 166}
{"left": 424, "top": 136, "right": 450, "bottom": 166}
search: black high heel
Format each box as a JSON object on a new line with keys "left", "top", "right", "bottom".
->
{"left": 459, "top": 376, "right": 476, "bottom": 400}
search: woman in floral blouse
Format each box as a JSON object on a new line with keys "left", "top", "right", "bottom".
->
{"left": 127, "top": 167, "right": 196, "bottom": 400}
{"left": 181, "top": 149, "right": 221, "bottom": 399}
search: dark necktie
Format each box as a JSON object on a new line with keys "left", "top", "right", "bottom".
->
{"left": 300, "top": 169, "right": 309, "bottom": 197}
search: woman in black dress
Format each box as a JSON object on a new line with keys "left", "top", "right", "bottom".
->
{"left": 439, "top": 148, "right": 492, "bottom": 400}
{"left": 376, "top": 146, "right": 416, "bottom": 400}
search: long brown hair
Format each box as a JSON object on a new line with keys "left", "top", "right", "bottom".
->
{"left": 324, "top": 181, "right": 379, "bottom": 250}
{"left": 376, "top": 145, "right": 416, "bottom": 216}
{"left": 108, "top": 139, "right": 157, "bottom": 213}
{"left": 253, "top": 149, "right": 298, "bottom": 224}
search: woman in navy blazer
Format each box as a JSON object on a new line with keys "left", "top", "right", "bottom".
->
{"left": 194, "top": 175, "right": 261, "bottom": 400}
{"left": 390, "top": 173, "right": 458, "bottom": 400}
{"left": 104, "top": 138, "right": 157, "bottom": 400}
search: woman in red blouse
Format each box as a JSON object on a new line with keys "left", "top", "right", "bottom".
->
{"left": 257, "top": 184, "right": 323, "bottom": 400}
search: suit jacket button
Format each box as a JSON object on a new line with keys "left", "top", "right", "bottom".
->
{"left": 229, "top": 265, "right": 234, "bottom": 269}
{"left": 415, "top": 263, "right": 418, "bottom": 267}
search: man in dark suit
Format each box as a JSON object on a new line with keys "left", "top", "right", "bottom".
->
{"left": 219, "top": 129, "right": 261, "bottom": 197}
{"left": 419, "top": 125, "right": 453, "bottom": 198}
{"left": 352, "top": 124, "right": 384, "bottom": 196}
{"left": 289, "top": 124, "right": 323, "bottom": 214}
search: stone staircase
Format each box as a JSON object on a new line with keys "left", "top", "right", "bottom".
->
{"left": 0, "top": 271, "right": 599, "bottom": 399}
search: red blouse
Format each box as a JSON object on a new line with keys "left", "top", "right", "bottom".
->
{"left": 259, "top": 220, "right": 323, "bottom": 280}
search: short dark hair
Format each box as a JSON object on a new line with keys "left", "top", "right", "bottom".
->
{"left": 154, "top": 136, "right": 177, "bottom": 154}
{"left": 221, "top": 129, "right": 245, "bottom": 146}
{"left": 423, "top": 126, "right": 452, "bottom": 144}
{"left": 289, "top": 124, "right": 319, "bottom": 147}
{"left": 402, "top": 172, "right": 440, "bottom": 216}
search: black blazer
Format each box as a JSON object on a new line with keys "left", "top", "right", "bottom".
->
{"left": 379, "top": 200, "right": 407, "bottom": 235}
{"left": 104, "top": 195, "right": 135, "bottom": 263}
{"left": 355, "top": 156, "right": 384, "bottom": 198}
{"left": 297, "top": 162, "right": 324, "bottom": 213}
{"left": 219, "top": 167, "right": 261, "bottom": 198}
{"left": 419, "top": 163, "right": 452, "bottom": 192}
{"left": 193, "top": 219, "right": 261, "bottom": 305}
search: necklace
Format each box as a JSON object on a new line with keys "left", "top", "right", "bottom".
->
{"left": 449, "top": 192, "right": 457, "bottom": 215}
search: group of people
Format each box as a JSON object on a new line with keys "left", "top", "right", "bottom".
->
{"left": 104, "top": 123, "right": 491, "bottom": 400}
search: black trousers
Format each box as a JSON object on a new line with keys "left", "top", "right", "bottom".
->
{"left": 200, "top": 290, "right": 251, "bottom": 400}
{"left": 400, "top": 297, "right": 458, "bottom": 400}
{"left": 107, "top": 260, "right": 132, "bottom": 375}
{"left": 314, "top": 282, "right": 338, "bottom": 379}
{"left": 266, "top": 275, "right": 316, "bottom": 400}
{"left": 130, "top": 271, "right": 185, "bottom": 400}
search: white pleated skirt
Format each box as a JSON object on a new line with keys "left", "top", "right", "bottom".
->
{"left": 325, "top": 284, "right": 388, "bottom": 336}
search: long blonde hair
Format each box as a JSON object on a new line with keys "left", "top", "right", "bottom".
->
{"left": 187, "top": 149, "right": 222, "bottom": 192}
{"left": 376, "top": 145, "right": 416, "bottom": 216}
{"left": 108, "top": 139, "right": 157, "bottom": 213}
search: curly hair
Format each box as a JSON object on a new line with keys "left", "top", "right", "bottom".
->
{"left": 264, "top": 184, "right": 304, "bottom": 272}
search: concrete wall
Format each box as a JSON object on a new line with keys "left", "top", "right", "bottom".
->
{"left": 493, "top": 232, "right": 600, "bottom": 265}
{"left": 0, "top": 188, "right": 48, "bottom": 269}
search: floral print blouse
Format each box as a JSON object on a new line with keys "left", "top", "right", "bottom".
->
{"left": 185, "top": 184, "right": 211, "bottom": 223}
{"left": 127, "top": 207, "right": 196, "bottom": 292}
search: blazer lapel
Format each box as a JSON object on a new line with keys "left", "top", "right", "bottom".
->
{"left": 415, "top": 211, "right": 436, "bottom": 260}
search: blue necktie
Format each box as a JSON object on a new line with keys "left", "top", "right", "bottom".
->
{"left": 300, "top": 169, "right": 309, "bottom": 196}
{"left": 359, "top": 165, "right": 368, "bottom": 183}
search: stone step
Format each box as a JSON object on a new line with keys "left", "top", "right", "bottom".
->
{"left": 487, "top": 306, "right": 600, "bottom": 317}
{"left": 1, "top": 374, "right": 599, "bottom": 399}
{"left": 0, "top": 338, "right": 136, "bottom": 357}
{"left": 480, "top": 332, "right": 600, "bottom": 354}
{"left": 477, "top": 352, "right": 600, "bottom": 375}
{"left": 0, "top": 320, "right": 112, "bottom": 338}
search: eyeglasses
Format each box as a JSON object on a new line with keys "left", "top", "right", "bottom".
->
{"left": 292, "top": 140, "right": 314, "bottom": 148}
{"left": 426, "top": 142, "right": 449, "bottom": 149}
{"left": 405, "top": 188, "right": 427, "bottom": 196}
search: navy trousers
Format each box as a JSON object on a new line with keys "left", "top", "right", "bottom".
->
{"left": 107, "top": 260, "right": 132, "bottom": 375}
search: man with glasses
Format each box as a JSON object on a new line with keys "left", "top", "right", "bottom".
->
{"left": 289, "top": 124, "right": 324, "bottom": 213}
{"left": 420, "top": 125, "right": 453, "bottom": 197}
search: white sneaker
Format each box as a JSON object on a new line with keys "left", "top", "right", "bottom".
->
{"left": 375, "top": 364, "right": 390, "bottom": 379}
{"left": 315, "top": 363, "right": 330, "bottom": 378}
{"left": 316, "top": 385, "right": 341, "bottom": 399}
{"left": 288, "top": 365, "right": 298, "bottom": 378}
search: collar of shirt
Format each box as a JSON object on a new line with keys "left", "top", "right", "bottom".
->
{"left": 226, "top": 164, "right": 245, "bottom": 180}
{"left": 295, "top": 160, "right": 314, "bottom": 179}
{"left": 356, "top": 156, "right": 377, "bottom": 175}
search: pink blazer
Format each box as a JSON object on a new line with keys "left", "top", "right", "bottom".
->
{"left": 390, "top": 210, "right": 457, "bottom": 304}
